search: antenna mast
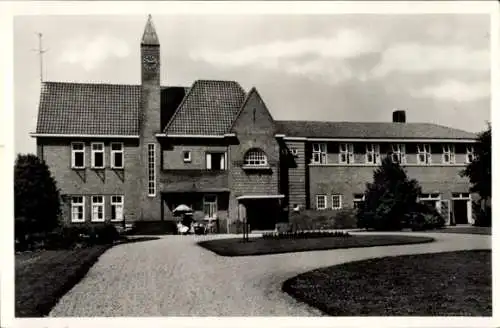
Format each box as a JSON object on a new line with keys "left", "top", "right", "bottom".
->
{"left": 33, "top": 33, "right": 48, "bottom": 82}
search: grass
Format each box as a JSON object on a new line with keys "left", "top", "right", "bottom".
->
{"left": 438, "top": 226, "right": 491, "bottom": 235}
{"left": 198, "top": 235, "right": 434, "bottom": 257}
{"left": 283, "top": 250, "right": 492, "bottom": 316}
{"left": 15, "top": 236, "right": 158, "bottom": 317}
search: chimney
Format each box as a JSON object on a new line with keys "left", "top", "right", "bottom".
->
{"left": 392, "top": 110, "right": 406, "bottom": 123}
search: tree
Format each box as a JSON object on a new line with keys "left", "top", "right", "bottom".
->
{"left": 357, "top": 156, "right": 422, "bottom": 230}
{"left": 460, "top": 124, "right": 491, "bottom": 226}
{"left": 14, "top": 154, "right": 61, "bottom": 243}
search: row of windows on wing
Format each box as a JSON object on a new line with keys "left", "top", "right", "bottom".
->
{"left": 71, "top": 142, "right": 124, "bottom": 169}
{"left": 70, "top": 195, "right": 124, "bottom": 223}
{"left": 315, "top": 192, "right": 471, "bottom": 210}
{"left": 310, "top": 143, "right": 476, "bottom": 165}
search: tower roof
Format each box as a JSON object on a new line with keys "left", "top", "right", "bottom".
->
{"left": 141, "top": 14, "right": 159, "bottom": 46}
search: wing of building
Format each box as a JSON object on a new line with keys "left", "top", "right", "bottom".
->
{"left": 32, "top": 15, "right": 479, "bottom": 232}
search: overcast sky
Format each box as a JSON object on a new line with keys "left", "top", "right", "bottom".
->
{"left": 14, "top": 14, "right": 490, "bottom": 154}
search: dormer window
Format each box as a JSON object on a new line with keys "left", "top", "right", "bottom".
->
{"left": 417, "top": 144, "right": 432, "bottom": 165}
{"left": 466, "top": 145, "right": 476, "bottom": 163}
{"left": 390, "top": 144, "right": 406, "bottom": 164}
{"left": 312, "top": 143, "right": 327, "bottom": 164}
{"left": 442, "top": 144, "right": 455, "bottom": 164}
{"left": 244, "top": 148, "right": 268, "bottom": 167}
{"left": 71, "top": 142, "right": 85, "bottom": 169}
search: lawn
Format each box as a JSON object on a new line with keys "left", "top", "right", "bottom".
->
{"left": 15, "top": 237, "right": 158, "bottom": 317}
{"left": 283, "top": 250, "right": 492, "bottom": 316}
{"left": 198, "top": 234, "right": 434, "bottom": 256}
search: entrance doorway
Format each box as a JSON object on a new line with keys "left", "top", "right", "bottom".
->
{"left": 244, "top": 199, "right": 280, "bottom": 231}
{"left": 453, "top": 200, "right": 469, "bottom": 224}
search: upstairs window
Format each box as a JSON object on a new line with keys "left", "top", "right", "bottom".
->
{"left": 91, "top": 143, "right": 105, "bottom": 169}
{"left": 339, "top": 143, "right": 354, "bottom": 164}
{"left": 91, "top": 195, "right": 105, "bottom": 222}
{"left": 206, "top": 152, "right": 226, "bottom": 170}
{"left": 312, "top": 143, "right": 327, "bottom": 164}
{"left": 244, "top": 149, "right": 268, "bottom": 166}
{"left": 442, "top": 144, "right": 455, "bottom": 164}
{"left": 332, "top": 194, "right": 342, "bottom": 210}
{"left": 390, "top": 144, "right": 406, "bottom": 164}
{"left": 71, "top": 142, "right": 85, "bottom": 169}
{"left": 111, "top": 195, "right": 124, "bottom": 222}
{"left": 110, "top": 143, "right": 124, "bottom": 169}
{"left": 366, "top": 144, "right": 380, "bottom": 164}
{"left": 71, "top": 196, "right": 85, "bottom": 223}
{"left": 417, "top": 144, "right": 432, "bottom": 165}
{"left": 316, "top": 195, "right": 327, "bottom": 210}
{"left": 466, "top": 145, "right": 476, "bottom": 163}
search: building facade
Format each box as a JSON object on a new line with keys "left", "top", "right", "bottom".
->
{"left": 32, "top": 16, "right": 479, "bottom": 232}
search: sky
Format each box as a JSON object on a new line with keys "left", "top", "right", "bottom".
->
{"left": 14, "top": 13, "right": 491, "bottom": 155}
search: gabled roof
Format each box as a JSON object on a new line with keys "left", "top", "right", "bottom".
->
{"left": 36, "top": 82, "right": 141, "bottom": 136}
{"left": 36, "top": 82, "right": 188, "bottom": 136}
{"left": 275, "top": 120, "right": 478, "bottom": 140}
{"left": 164, "top": 80, "right": 246, "bottom": 136}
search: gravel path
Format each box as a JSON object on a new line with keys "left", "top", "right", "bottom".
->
{"left": 49, "top": 232, "right": 490, "bottom": 316}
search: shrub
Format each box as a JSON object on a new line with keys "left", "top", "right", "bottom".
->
{"left": 473, "top": 201, "right": 491, "bottom": 227}
{"left": 289, "top": 209, "right": 358, "bottom": 232}
{"left": 91, "top": 224, "right": 121, "bottom": 244}
{"left": 357, "top": 157, "right": 422, "bottom": 231}
{"left": 406, "top": 203, "right": 445, "bottom": 231}
{"left": 262, "top": 231, "right": 351, "bottom": 240}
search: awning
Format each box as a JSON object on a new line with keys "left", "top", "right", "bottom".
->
{"left": 236, "top": 194, "right": 285, "bottom": 200}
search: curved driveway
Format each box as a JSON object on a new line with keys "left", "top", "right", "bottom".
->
{"left": 49, "top": 232, "right": 490, "bottom": 317}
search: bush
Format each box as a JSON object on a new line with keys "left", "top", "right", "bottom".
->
{"left": 43, "top": 223, "right": 121, "bottom": 250}
{"left": 262, "top": 231, "right": 351, "bottom": 240}
{"left": 406, "top": 203, "right": 445, "bottom": 231}
{"left": 289, "top": 209, "right": 358, "bottom": 232}
{"left": 473, "top": 201, "right": 491, "bottom": 227}
{"left": 357, "top": 157, "right": 422, "bottom": 231}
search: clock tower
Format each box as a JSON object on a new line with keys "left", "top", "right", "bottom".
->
{"left": 139, "top": 15, "right": 162, "bottom": 221}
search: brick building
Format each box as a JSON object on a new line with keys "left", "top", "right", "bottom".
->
{"left": 32, "top": 16, "right": 479, "bottom": 232}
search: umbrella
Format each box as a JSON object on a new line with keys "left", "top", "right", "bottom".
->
{"left": 173, "top": 204, "right": 193, "bottom": 215}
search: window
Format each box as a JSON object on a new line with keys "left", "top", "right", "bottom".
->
{"left": 147, "top": 143, "right": 156, "bottom": 197}
{"left": 331, "top": 195, "right": 342, "bottom": 209}
{"left": 316, "top": 195, "right": 327, "bottom": 210}
{"left": 71, "top": 196, "right": 85, "bottom": 223}
{"left": 417, "top": 144, "right": 432, "bottom": 165}
{"left": 91, "top": 143, "right": 105, "bottom": 169}
{"left": 466, "top": 145, "right": 476, "bottom": 163}
{"left": 183, "top": 151, "right": 191, "bottom": 163}
{"left": 111, "top": 143, "right": 124, "bottom": 169}
{"left": 452, "top": 192, "right": 470, "bottom": 199}
{"left": 206, "top": 152, "right": 226, "bottom": 170}
{"left": 390, "top": 144, "right": 406, "bottom": 164}
{"left": 442, "top": 144, "right": 455, "bottom": 164}
{"left": 366, "top": 144, "right": 380, "bottom": 164}
{"left": 312, "top": 143, "right": 327, "bottom": 164}
{"left": 353, "top": 193, "right": 365, "bottom": 209}
{"left": 71, "top": 142, "right": 85, "bottom": 169}
{"left": 419, "top": 193, "right": 441, "bottom": 210}
{"left": 203, "top": 195, "right": 218, "bottom": 219}
{"left": 243, "top": 149, "right": 268, "bottom": 166}
{"left": 111, "top": 195, "right": 124, "bottom": 221}
{"left": 91, "top": 196, "right": 105, "bottom": 222}
{"left": 339, "top": 143, "right": 354, "bottom": 164}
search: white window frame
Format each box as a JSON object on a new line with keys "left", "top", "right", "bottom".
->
{"left": 206, "top": 152, "right": 227, "bottom": 170}
{"left": 339, "top": 143, "right": 354, "bottom": 164}
{"left": 316, "top": 195, "right": 327, "bottom": 210}
{"left": 183, "top": 151, "right": 191, "bottom": 163}
{"left": 353, "top": 193, "right": 365, "bottom": 209}
{"left": 91, "top": 142, "right": 105, "bottom": 169}
{"left": 312, "top": 143, "right": 327, "bottom": 164}
{"left": 147, "top": 143, "right": 156, "bottom": 197}
{"left": 71, "top": 142, "right": 85, "bottom": 169}
{"left": 203, "top": 194, "right": 218, "bottom": 219}
{"left": 110, "top": 195, "right": 124, "bottom": 222}
{"left": 243, "top": 149, "right": 268, "bottom": 167}
{"left": 418, "top": 193, "right": 441, "bottom": 211}
{"left": 390, "top": 144, "right": 406, "bottom": 164}
{"left": 365, "top": 143, "right": 380, "bottom": 164}
{"left": 110, "top": 142, "right": 124, "bottom": 169}
{"left": 417, "top": 144, "right": 432, "bottom": 165}
{"left": 466, "top": 145, "right": 476, "bottom": 164}
{"left": 91, "top": 195, "right": 105, "bottom": 222}
{"left": 442, "top": 144, "right": 456, "bottom": 164}
{"left": 331, "top": 194, "right": 342, "bottom": 210}
{"left": 71, "top": 196, "right": 85, "bottom": 223}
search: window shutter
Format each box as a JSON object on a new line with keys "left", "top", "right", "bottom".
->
{"left": 220, "top": 154, "right": 225, "bottom": 170}
{"left": 206, "top": 153, "right": 212, "bottom": 169}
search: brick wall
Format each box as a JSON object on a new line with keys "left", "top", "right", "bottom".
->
{"left": 39, "top": 138, "right": 141, "bottom": 223}
{"left": 162, "top": 144, "right": 228, "bottom": 170}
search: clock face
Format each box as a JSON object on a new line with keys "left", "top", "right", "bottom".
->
{"left": 143, "top": 55, "right": 158, "bottom": 71}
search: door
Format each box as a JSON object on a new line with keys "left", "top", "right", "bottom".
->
{"left": 203, "top": 194, "right": 217, "bottom": 219}
{"left": 246, "top": 200, "right": 277, "bottom": 231}
{"left": 453, "top": 200, "right": 468, "bottom": 224}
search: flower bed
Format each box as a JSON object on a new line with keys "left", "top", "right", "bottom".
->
{"left": 262, "top": 231, "right": 351, "bottom": 239}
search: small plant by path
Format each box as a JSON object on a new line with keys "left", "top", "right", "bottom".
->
{"left": 283, "top": 250, "right": 491, "bottom": 316}
{"left": 198, "top": 234, "right": 434, "bottom": 257}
